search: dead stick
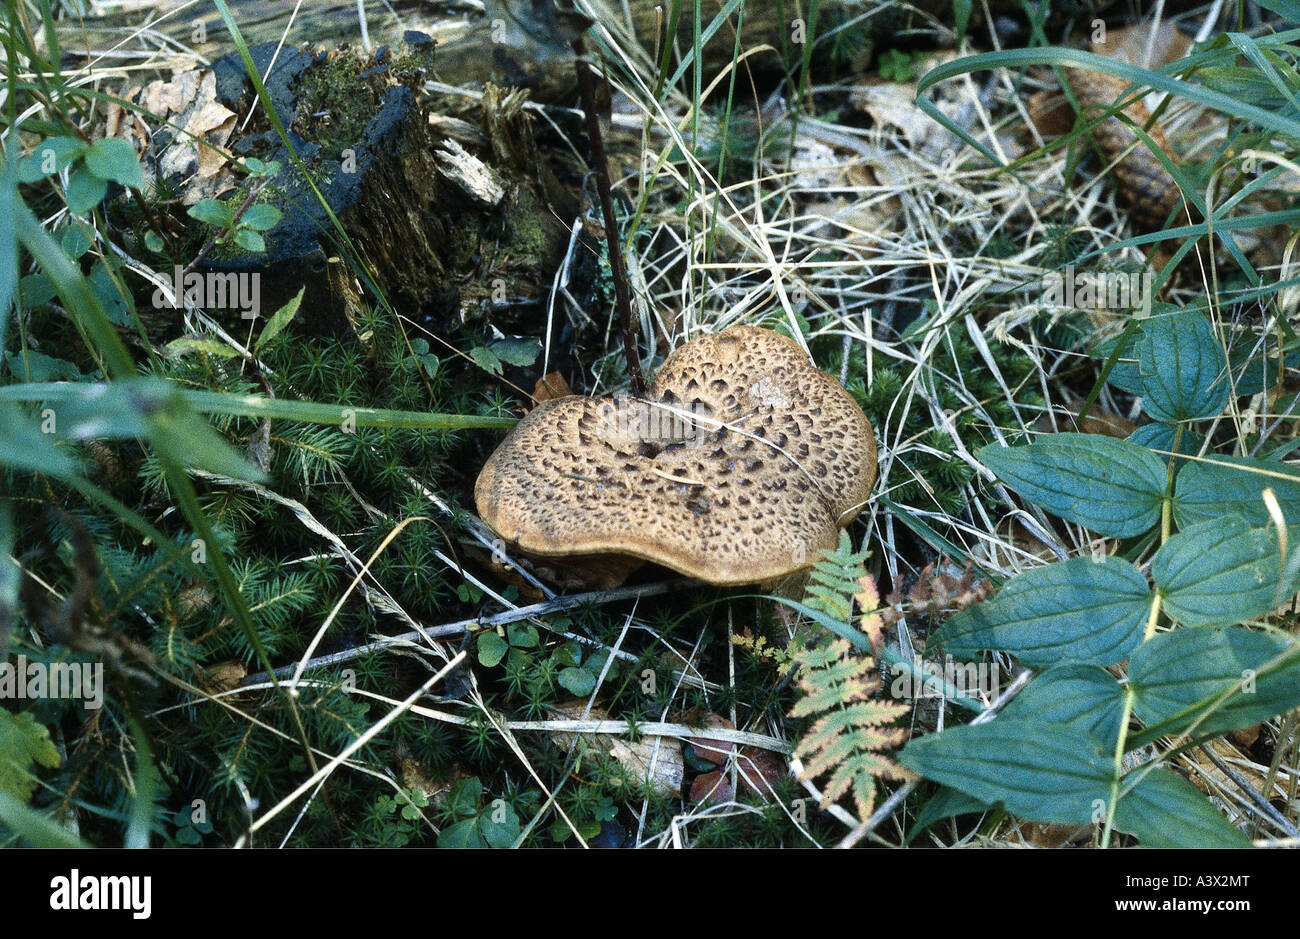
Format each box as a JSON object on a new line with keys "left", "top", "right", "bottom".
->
{"left": 571, "top": 34, "right": 647, "bottom": 397}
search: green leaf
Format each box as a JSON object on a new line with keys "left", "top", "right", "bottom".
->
{"left": 188, "top": 199, "right": 234, "bottom": 229}
{"left": 931, "top": 556, "right": 1151, "bottom": 667}
{"left": 233, "top": 228, "right": 266, "bottom": 253}
{"left": 1126, "top": 423, "right": 1200, "bottom": 456}
{"left": 1173, "top": 455, "right": 1300, "bottom": 528}
{"left": 0, "top": 402, "right": 83, "bottom": 476}
{"left": 558, "top": 666, "right": 597, "bottom": 697}
{"left": 0, "top": 710, "right": 61, "bottom": 800}
{"left": 480, "top": 800, "right": 521, "bottom": 848}
{"left": 17, "top": 136, "right": 85, "bottom": 182}
{"left": 1115, "top": 768, "right": 1250, "bottom": 848}
{"left": 0, "top": 787, "right": 88, "bottom": 848}
{"left": 19, "top": 273, "right": 56, "bottom": 308}
{"left": 490, "top": 338, "right": 542, "bottom": 368}
{"left": 61, "top": 224, "right": 93, "bottom": 260}
{"left": 437, "top": 817, "right": 488, "bottom": 848}
{"left": 0, "top": 156, "right": 17, "bottom": 346}
{"left": 552, "top": 641, "right": 583, "bottom": 668}
{"left": 239, "top": 203, "right": 282, "bottom": 232}
{"left": 1152, "top": 517, "right": 1300, "bottom": 627}
{"left": 470, "top": 345, "right": 504, "bottom": 376}
{"left": 162, "top": 338, "right": 242, "bottom": 359}
{"left": 997, "top": 664, "right": 1126, "bottom": 743}
{"left": 976, "top": 435, "right": 1167, "bottom": 537}
{"left": 52, "top": 378, "right": 265, "bottom": 482}
{"left": 143, "top": 230, "right": 165, "bottom": 254}
{"left": 255, "top": 286, "right": 303, "bottom": 350}
{"left": 83, "top": 137, "right": 146, "bottom": 189}
{"left": 899, "top": 718, "right": 1114, "bottom": 825}
{"left": 507, "top": 623, "right": 539, "bottom": 649}
{"left": 1129, "top": 625, "right": 1300, "bottom": 738}
{"left": 65, "top": 166, "right": 107, "bottom": 215}
{"left": 905, "top": 785, "right": 990, "bottom": 844}
{"left": 1093, "top": 332, "right": 1144, "bottom": 395}
{"left": 88, "top": 259, "right": 134, "bottom": 326}
{"left": 1136, "top": 309, "right": 1229, "bottom": 422}
{"left": 5, "top": 350, "right": 81, "bottom": 382}
{"left": 477, "top": 631, "right": 508, "bottom": 668}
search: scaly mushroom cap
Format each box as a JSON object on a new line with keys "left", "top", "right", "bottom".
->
{"left": 474, "top": 325, "right": 877, "bottom": 585}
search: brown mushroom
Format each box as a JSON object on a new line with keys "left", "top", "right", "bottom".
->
{"left": 474, "top": 325, "right": 877, "bottom": 587}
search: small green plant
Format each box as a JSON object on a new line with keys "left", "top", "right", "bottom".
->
{"left": 184, "top": 159, "right": 283, "bottom": 255}
{"left": 437, "top": 777, "right": 521, "bottom": 848}
{"left": 876, "top": 49, "right": 917, "bottom": 83}
{"left": 17, "top": 135, "right": 146, "bottom": 216}
{"left": 901, "top": 306, "right": 1300, "bottom": 847}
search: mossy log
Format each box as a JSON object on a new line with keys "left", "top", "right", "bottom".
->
{"left": 183, "top": 37, "right": 573, "bottom": 333}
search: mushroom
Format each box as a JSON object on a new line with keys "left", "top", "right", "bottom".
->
{"left": 474, "top": 325, "right": 877, "bottom": 587}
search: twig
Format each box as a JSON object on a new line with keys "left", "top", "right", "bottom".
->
{"left": 240, "top": 579, "right": 682, "bottom": 686}
{"left": 1199, "top": 743, "right": 1300, "bottom": 838}
{"left": 571, "top": 33, "right": 646, "bottom": 397}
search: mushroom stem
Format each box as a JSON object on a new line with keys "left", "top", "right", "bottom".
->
{"left": 571, "top": 32, "right": 647, "bottom": 398}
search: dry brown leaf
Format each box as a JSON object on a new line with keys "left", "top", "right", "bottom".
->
{"left": 549, "top": 700, "right": 684, "bottom": 796}
{"left": 531, "top": 371, "right": 573, "bottom": 405}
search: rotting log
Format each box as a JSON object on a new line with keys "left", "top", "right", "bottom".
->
{"left": 154, "top": 36, "right": 575, "bottom": 333}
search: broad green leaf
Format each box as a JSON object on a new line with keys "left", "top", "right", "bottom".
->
{"left": 905, "top": 785, "right": 990, "bottom": 844}
{"left": 88, "top": 260, "right": 133, "bottom": 326}
{"left": 0, "top": 402, "right": 83, "bottom": 476}
{"left": 17, "top": 136, "right": 85, "bottom": 182}
{"left": 899, "top": 718, "right": 1114, "bottom": 824}
{"left": 437, "top": 817, "right": 488, "bottom": 848}
{"left": 479, "top": 800, "right": 521, "bottom": 848}
{"left": 977, "top": 435, "right": 1167, "bottom": 537}
{"left": 240, "top": 203, "right": 282, "bottom": 232}
{"left": 1129, "top": 625, "right": 1300, "bottom": 738}
{"left": 162, "top": 338, "right": 241, "bottom": 359}
{"left": 255, "top": 287, "right": 303, "bottom": 351}
{"left": 1136, "top": 309, "right": 1229, "bottom": 422}
{"left": 932, "top": 556, "right": 1151, "bottom": 667}
{"left": 1126, "top": 423, "right": 1200, "bottom": 456}
{"left": 507, "top": 623, "right": 539, "bottom": 649}
{"left": 1115, "top": 768, "right": 1250, "bottom": 848}
{"left": 83, "top": 137, "right": 146, "bottom": 189}
{"left": 477, "top": 631, "right": 508, "bottom": 667}
{"left": 233, "top": 228, "right": 266, "bottom": 253}
{"left": 0, "top": 787, "right": 88, "bottom": 848}
{"left": 558, "top": 667, "right": 596, "bottom": 697}
{"left": 0, "top": 711, "right": 61, "bottom": 801}
{"left": 1152, "top": 517, "right": 1300, "bottom": 626}
{"left": 61, "top": 224, "right": 93, "bottom": 260}
{"left": 1093, "top": 332, "right": 1144, "bottom": 395}
{"left": 5, "top": 350, "right": 81, "bottom": 381}
{"left": 65, "top": 166, "right": 107, "bottom": 215}
{"left": 18, "top": 273, "right": 56, "bottom": 308}
{"left": 1173, "top": 455, "right": 1300, "bottom": 528}
{"left": 189, "top": 199, "right": 234, "bottom": 229}
{"left": 997, "top": 664, "right": 1126, "bottom": 743}
{"left": 470, "top": 345, "right": 504, "bottom": 376}
{"left": 490, "top": 338, "right": 542, "bottom": 368}
{"left": 48, "top": 379, "right": 265, "bottom": 482}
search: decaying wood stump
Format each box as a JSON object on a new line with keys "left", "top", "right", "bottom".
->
{"left": 163, "top": 35, "right": 574, "bottom": 333}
